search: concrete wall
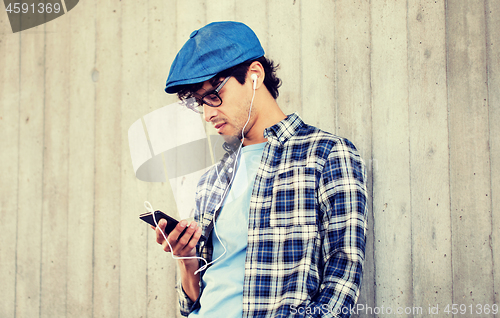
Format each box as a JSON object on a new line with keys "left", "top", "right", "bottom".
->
{"left": 0, "top": 0, "right": 498, "bottom": 317}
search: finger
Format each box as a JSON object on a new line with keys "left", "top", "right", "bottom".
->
{"left": 155, "top": 226, "right": 163, "bottom": 244}
{"left": 157, "top": 220, "right": 173, "bottom": 253}
{"left": 158, "top": 218, "right": 167, "bottom": 230}
{"left": 169, "top": 220, "right": 195, "bottom": 254}
{"left": 162, "top": 239, "right": 171, "bottom": 253}
{"left": 155, "top": 219, "right": 168, "bottom": 244}
{"left": 185, "top": 227, "right": 202, "bottom": 251}
{"left": 175, "top": 221, "right": 199, "bottom": 252}
{"left": 168, "top": 220, "right": 188, "bottom": 243}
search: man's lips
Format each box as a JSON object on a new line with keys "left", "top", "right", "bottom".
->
{"left": 214, "top": 122, "right": 226, "bottom": 131}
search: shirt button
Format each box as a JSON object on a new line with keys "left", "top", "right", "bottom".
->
{"left": 228, "top": 168, "right": 233, "bottom": 173}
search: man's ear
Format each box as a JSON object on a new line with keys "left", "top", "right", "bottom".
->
{"left": 248, "top": 61, "right": 265, "bottom": 89}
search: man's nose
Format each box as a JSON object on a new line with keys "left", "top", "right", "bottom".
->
{"left": 203, "top": 105, "right": 218, "bottom": 122}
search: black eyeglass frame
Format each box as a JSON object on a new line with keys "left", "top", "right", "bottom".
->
{"left": 198, "top": 76, "right": 231, "bottom": 108}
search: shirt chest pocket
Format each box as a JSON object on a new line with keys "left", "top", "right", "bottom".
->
{"left": 270, "top": 167, "right": 318, "bottom": 227}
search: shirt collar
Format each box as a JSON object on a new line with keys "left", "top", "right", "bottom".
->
{"left": 263, "top": 113, "right": 304, "bottom": 145}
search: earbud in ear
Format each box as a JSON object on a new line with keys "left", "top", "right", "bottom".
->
{"left": 251, "top": 74, "right": 258, "bottom": 90}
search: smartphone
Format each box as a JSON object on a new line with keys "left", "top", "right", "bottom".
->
{"left": 140, "top": 210, "right": 206, "bottom": 243}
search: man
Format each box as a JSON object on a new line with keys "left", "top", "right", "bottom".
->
{"left": 154, "top": 21, "right": 367, "bottom": 318}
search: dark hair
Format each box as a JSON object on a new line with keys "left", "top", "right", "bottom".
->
{"left": 176, "top": 56, "right": 281, "bottom": 101}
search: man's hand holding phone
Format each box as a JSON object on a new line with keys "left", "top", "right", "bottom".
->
{"left": 153, "top": 219, "right": 203, "bottom": 258}
{"left": 140, "top": 207, "right": 203, "bottom": 301}
{"left": 140, "top": 209, "right": 206, "bottom": 257}
{"left": 149, "top": 216, "right": 203, "bottom": 302}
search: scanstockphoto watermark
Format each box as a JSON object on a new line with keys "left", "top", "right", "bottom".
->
{"left": 290, "top": 303, "right": 499, "bottom": 316}
{"left": 290, "top": 303, "right": 424, "bottom": 316}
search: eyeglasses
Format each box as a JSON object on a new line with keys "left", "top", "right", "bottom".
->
{"left": 190, "top": 76, "right": 231, "bottom": 113}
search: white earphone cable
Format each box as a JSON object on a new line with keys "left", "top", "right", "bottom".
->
{"left": 148, "top": 77, "right": 258, "bottom": 276}
{"left": 197, "top": 79, "right": 257, "bottom": 274}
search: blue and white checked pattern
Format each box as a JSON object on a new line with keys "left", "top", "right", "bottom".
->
{"left": 177, "top": 113, "right": 368, "bottom": 318}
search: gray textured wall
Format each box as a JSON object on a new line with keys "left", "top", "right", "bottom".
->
{"left": 0, "top": 0, "right": 499, "bottom": 317}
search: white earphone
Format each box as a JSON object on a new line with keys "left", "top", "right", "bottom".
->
{"left": 251, "top": 74, "right": 258, "bottom": 90}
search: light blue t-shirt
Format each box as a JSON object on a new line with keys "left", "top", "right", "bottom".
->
{"left": 189, "top": 142, "right": 266, "bottom": 318}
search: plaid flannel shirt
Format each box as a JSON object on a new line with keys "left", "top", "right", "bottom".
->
{"left": 177, "top": 113, "right": 367, "bottom": 318}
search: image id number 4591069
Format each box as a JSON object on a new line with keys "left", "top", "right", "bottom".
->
{"left": 6, "top": 2, "right": 62, "bottom": 14}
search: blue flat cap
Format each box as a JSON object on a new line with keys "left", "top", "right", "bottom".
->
{"left": 165, "top": 21, "right": 265, "bottom": 94}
